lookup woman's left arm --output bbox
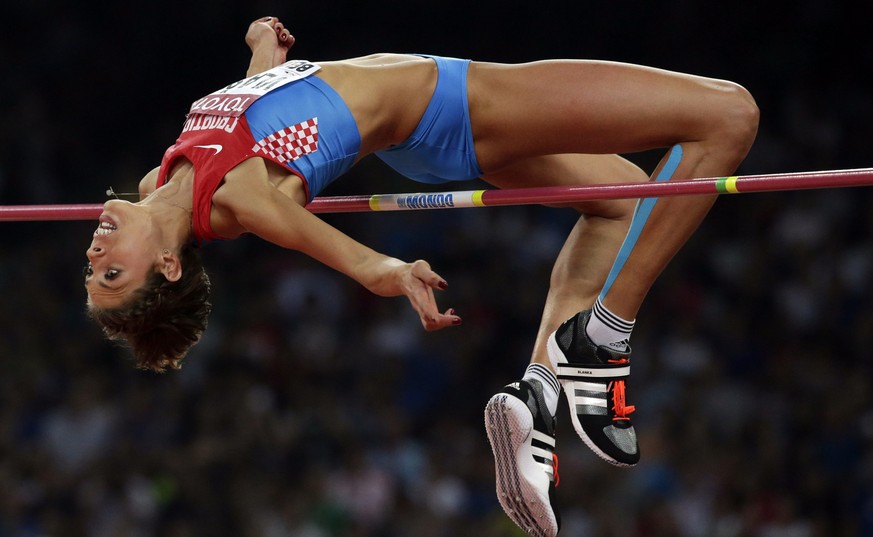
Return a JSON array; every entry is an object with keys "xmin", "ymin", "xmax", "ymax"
[
  {"xmin": 218, "ymin": 177, "xmax": 461, "ymax": 331},
  {"xmin": 245, "ymin": 16, "xmax": 295, "ymax": 76}
]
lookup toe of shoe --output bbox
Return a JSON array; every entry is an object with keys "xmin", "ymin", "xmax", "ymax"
[{"xmin": 580, "ymin": 417, "xmax": 640, "ymax": 466}]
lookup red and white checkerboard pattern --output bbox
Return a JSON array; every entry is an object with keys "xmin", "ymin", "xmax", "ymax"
[{"xmin": 251, "ymin": 118, "xmax": 319, "ymax": 163}]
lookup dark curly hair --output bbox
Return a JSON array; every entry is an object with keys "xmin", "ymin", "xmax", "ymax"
[{"xmin": 87, "ymin": 244, "xmax": 212, "ymax": 372}]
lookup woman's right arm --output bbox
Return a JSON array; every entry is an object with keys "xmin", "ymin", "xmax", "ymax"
[
  {"xmin": 217, "ymin": 175, "xmax": 462, "ymax": 331},
  {"xmin": 245, "ymin": 17, "xmax": 294, "ymax": 77}
]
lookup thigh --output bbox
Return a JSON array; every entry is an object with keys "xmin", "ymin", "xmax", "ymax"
[
  {"xmin": 467, "ymin": 60, "xmax": 741, "ymax": 171},
  {"xmin": 481, "ymin": 153, "xmax": 647, "ymax": 218}
]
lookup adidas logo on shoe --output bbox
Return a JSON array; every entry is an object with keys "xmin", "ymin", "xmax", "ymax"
[
  {"xmin": 485, "ymin": 379, "xmax": 561, "ymax": 537},
  {"xmin": 548, "ymin": 310, "xmax": 640, "ymax": 467}
]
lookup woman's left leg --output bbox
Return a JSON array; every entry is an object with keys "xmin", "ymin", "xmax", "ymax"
[
  {"xmin": 482, "ymin": 152, "xmax": 647, "ymax": 537},
  {"xmin": 480, "ymin": 153, "xmax": 648, "ymax": 369}
]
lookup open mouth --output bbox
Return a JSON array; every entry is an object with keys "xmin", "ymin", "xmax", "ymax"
[{"xmin": 94, "ymin": 216, "xmax": 118, "ymax": 237}]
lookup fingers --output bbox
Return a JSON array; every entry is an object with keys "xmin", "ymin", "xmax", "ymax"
[
  {"xmin": 408, "ymin": 260, "xmax": 461, "ymax": 331},
  {"xmin": 247, "ymin": 16, "xmax": 295, "ymax": 53},
  {"xmin": 250, "ymin": 16, "xmax": 276, "ymax": 31},
  {"xmin": 411, "ymin": 259, "xmax": 448, "ymax": 291},
  {"xmin": 251, "ymin": 16, "xmax": 286, "ymax": 33},
  {"xmin": 255, "ymin": 17, "xmax": 294, "ymax": 47},
  {"xmin": 443, "ymin": 308, "xmax": 464, "ymax": 327},
  {"xmin": 419, "ymin": 307, "xmax": 463, "ymax": 332},
  {"xmin": 276, "ymin": 25, "xmax": 294, "ymax": 47}
]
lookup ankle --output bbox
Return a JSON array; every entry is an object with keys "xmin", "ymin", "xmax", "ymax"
[
  {"xmin": 585, "ymin": 299, "xmax": 634, "ymax": 352},
  {"xmin": 523, "ymin": 364, "xmax": 560, "ymax": 416}
]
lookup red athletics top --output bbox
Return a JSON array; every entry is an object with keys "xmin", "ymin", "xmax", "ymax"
[{"xmin": 157, "ymin": 114, "xmax": 261, "ymax": 243}]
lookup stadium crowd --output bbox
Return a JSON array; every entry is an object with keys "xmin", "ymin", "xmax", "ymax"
[{"xmin": 1, "ymin": 1, "xmax": 871, "ymax": 535}]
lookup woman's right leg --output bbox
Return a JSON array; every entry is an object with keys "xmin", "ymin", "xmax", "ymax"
[
  {"xmin": 469, "ymin": 59, "xmax": 760, "ymax": 324},
  {"xmin": 475, "ymin": 59, "xmax": 758, "ymax": 537}
]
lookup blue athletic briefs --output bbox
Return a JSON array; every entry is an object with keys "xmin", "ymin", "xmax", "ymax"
[{"xmin": 376, "ymin": 55, "xmax": 483, "ymax": 183}]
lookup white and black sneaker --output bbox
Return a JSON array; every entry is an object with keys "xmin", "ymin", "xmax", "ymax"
[
  {"xmin": 547, "ymin": 309, "xmax": 640, "ymax": 467},
  {"xmin": 485, "ymin": 379, "xmax": 560, "ymax": 537}
]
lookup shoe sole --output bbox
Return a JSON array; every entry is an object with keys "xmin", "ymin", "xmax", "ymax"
[
  {"xmin": 485, "ymin": 393, "xmax": 558, "ymax": 537},
  {"xmin": 547, "ymin": 333, "xmax": 636, "ymax": 468}
]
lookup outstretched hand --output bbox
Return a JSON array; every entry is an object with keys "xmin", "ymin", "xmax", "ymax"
[
  {"xmin": 370, "ymin": 259, "xmax": 462, "ymax": 331},
  {"xmin": 245, "ymin": 16, "xmax": 294, "ymax": 67},
  {"xmin": 404, "ymin": 260, "xmax": 462, "ymax": 331}
]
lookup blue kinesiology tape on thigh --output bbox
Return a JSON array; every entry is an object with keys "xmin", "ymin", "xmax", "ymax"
[{"xmin": 599, "ymin": 144, "xmax": 684, "ymax": 299}]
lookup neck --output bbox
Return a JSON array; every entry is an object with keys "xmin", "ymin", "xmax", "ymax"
[
  {"xmin": 144, "ymin": 166, "xmax": 194, "ymax": 209},
  {"xmin": 141, "ymin": 170, "xmax": 194, "ymax": 246}
]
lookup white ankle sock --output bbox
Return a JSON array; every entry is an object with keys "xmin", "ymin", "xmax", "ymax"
[
  {"xmin": 585, "ymin": 298, "xmax": 634, "ymax": 352},
  {"xmin": 523, "ymin": 363, "xmax": 560, "ymax": 416}
]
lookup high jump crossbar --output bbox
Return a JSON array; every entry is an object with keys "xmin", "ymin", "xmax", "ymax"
[{"xmin": 1, "ymin": 167, "xmax": 872, "ymax": 222}]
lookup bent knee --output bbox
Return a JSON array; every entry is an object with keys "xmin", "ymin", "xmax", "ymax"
[
  {"xmin": 568, "ymin": 196, "xmax": 638, "ymax": 222},
  {"xmin": 711, "ymin": 81, "xmax": 760, "ymax": 151},
  {"xmin": 561, "ymin": 155, "xmax": 647, "ymax": 219}
]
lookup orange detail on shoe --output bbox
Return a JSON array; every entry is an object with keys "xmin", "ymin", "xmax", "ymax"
[
  {"xmin": 552, "ymin": 453, "xmax": 560, "ymax": 487},
  {"xmin": 606, "ymin": 358, "xmax": 635, "ymax": 421}
]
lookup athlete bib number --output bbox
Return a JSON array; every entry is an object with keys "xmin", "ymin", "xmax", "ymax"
[{"xmin": 189, "ymin": 60, "xmax": 321, "ymax": 117}]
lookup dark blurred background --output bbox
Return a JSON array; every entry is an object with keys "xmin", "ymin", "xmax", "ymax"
[{"xmin": 1, "ymin": 1, "xmax": 872, "ymax": 536}]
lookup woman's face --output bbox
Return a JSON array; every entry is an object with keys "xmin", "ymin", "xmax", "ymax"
[{"xmin": 84, "ymin": 200, "xmax": 161, "ymax": 309}]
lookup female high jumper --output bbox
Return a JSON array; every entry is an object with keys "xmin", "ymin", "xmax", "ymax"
[{"xmin": 83, "ymin": 16, "xmax": 758, "ymax": 537}]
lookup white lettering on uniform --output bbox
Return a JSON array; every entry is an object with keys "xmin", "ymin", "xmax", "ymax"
[
  {"xmin": 182, "ymin": 60, "xmax": 321, "ymax": 135},
  {"xmin": 188, "ymin": 60, "xmax": 322, "ymax": 118},
  {"xmin": 182, "ymin": 114, "xmax": 240, "ymax": 134}
]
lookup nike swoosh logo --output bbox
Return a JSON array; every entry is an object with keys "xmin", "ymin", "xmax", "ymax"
[{"xmin": 193, "ymin": 144, "xmax": 223, "ymax": 155}]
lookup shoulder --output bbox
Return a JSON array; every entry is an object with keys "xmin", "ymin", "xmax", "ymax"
[
  {"xmin": 210, "ymin": 158, "xmax": 296, "ymax": 239},
  {"xmin": 208, "ymin": 160, "xmax": 263, "ymax": 239},
  {"xmin": 138, "ymin": 166, "xmax": 161, "ymax": 199}
]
